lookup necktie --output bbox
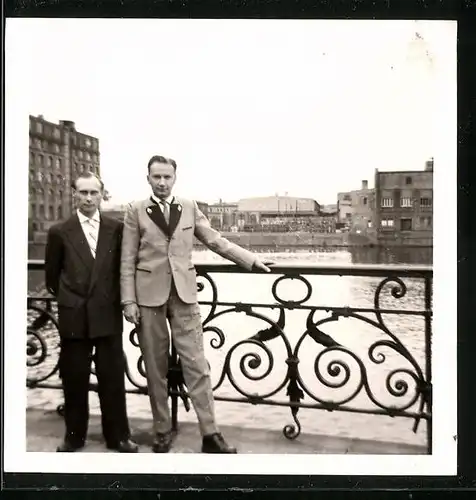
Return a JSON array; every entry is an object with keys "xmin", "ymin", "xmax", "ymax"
[
  {"xmin": 86, "ymin": 219, "xmax": 97, "ymax": 258},
  {"xmin": 161, "ymin": 201, "xmax": 170, "ymax": 225}
]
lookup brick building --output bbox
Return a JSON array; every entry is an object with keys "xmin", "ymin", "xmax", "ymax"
[
  {"xmin": 29, "ymin": 114, "xmax": 100, "ymax": 240},
  {"xmin": 374, "ymin": 159, "xmax": 433, "ymax": 245},
  {"xmin": 337, "ymin": 180, "xmax": 375, "ymax": 233},
  {"xmin": 208, "ymin": 200, "xmax": 239, "ymax": 231}
]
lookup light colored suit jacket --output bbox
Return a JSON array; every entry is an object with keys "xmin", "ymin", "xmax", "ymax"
[{"xmin": 120, "ymin": 196, "xmax": 257, "ymax": 307}]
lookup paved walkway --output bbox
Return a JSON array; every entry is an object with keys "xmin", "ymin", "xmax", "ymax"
[{"xmin": 27, "ymin": 408, "xmax": 426, "ymax": 455}]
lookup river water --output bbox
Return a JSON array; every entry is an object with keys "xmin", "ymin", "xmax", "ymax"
[{"xmin": 27, "ymin": 246, "xmax": 431, "ymax": 448}]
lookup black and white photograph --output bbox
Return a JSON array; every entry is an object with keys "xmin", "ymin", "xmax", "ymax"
[{"xmin": 5, "ymin": 18, "xmax": 456, "ymax": 476}]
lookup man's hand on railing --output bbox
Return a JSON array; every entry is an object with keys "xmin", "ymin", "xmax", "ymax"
[
  {"xmin": 252, "ymin": 259, "xmax": 274, "ymax": 273},
  {"xmin": 123, "ymin": 303, "xmax": 141, "ymax": 325}
]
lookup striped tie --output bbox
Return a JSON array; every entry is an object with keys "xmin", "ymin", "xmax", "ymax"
[
  {"xmin": 161, "ymin": 201, "xmax": 170, "ymax": 225},
  {"xmin": 86, "ymin": 219, "xmax": 97, "ymax": 258}
]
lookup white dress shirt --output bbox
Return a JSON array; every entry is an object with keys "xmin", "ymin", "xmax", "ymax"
[
  {"xmin": 152, "ymin": 194, "xmax": 174, "ymax": 212},
  {"xmin": 77, "ymin": 209, "xmax": 100, "ymax": 257},
  {"xmin": 152, "ymin": 195, "xmax": 174, "ymax": 224}
]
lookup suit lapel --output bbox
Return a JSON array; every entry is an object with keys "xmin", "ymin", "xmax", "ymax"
[
  {"xmin": 146, "ymin": 197, "xmax": 169, "ymax": 237},
  {"xmin": 169, "ymin": 200, "xmax": 182, "ymax": 237},
  {"xmin": 64, "ymin": 215, "xmax": 95, "ymax": 270},
  {"xmin": 88, "ymin": 216, "xmax": 115, "ymax": 293}
]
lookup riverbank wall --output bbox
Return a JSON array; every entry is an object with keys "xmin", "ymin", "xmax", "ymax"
[{"xmin": 28, "ymin": 230, "xmax": 432, "ymax": 259}]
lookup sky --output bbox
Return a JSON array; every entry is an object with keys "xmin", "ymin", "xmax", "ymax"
[{"xmin": 6, "ymin": 18, "xmax": 456, "ymax": 205}]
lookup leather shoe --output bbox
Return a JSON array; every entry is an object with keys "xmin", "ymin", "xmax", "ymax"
[
  {"xmin": 202, "ymin": 433, "xmax": 237, "ymax": 454},
  {"xmin": 152, "ymin": 431, "xmax": 173, "ymax": 453},
  {"xmin": 107, "ymin": 439, "xmax": 139, "ymax": 453},
  {"xmin": 56, "ymin": 440, "xmax": 84, "ymax": 452}
]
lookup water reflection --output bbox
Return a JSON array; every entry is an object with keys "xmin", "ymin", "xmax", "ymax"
[
  {"xmin": 193, "ymin": 245, "xmax": 433, "ymax": 266},
  {"xmin": 349, "ymin": 246, "xmax": 432, "ymax": 266}
]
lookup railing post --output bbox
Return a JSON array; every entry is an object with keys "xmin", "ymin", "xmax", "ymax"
[
  {"xmin": 170, "ymin": 342, "xmax": 179, "ymax": 432},
  {"xmin": 425, "ymin": 274, "xmax": 433, "ymax": 454}
]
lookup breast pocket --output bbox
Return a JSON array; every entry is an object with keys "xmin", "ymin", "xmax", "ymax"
[{"xmin": 136, "ymin": 264, "xmax": 152, "ymax": 273}]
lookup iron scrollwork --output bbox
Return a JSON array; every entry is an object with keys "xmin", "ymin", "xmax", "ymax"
[{"xmin": 26, "ymin": 261, "xmax": 432, "ymax": 452}]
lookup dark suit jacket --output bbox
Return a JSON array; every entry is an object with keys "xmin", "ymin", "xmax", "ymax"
[{"xmin": 45, "ymin": 213, "xmax": 124, "ymax": 339}]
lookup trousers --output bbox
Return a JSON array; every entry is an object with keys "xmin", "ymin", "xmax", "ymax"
[
  {"xmin": 137, "ymin": 285, "xmax": 218, "ymax": 436},
  {"xmin": 59, "ymin": 334, "xmax": 130, "ymax": 447}
]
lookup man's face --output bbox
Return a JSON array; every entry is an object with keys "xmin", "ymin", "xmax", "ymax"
[
  {"xmin": 147, "ymin": 162, "xmax": 176, "ymax": 200},
  {"xmin": 73, "ymin": 176, "xmax": 103, "ymax": 217}
]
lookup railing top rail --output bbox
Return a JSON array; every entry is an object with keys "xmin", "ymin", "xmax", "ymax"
[{"xmin": 28, "ymin": 259, "xmax": 432, "ymax": 277}]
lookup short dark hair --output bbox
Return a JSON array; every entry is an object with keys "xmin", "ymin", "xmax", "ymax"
[
  {"xmin": 147, "ymin": 155, "xmax": 177, "ymax": 173},
  {"xmin": 71, "ymin": 171, "xmax": 104, "ymax": 191}
]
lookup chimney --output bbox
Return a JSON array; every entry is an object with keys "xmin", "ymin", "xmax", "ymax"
[
  {"xmin": 362, "ymin": 180, "xmax": 368, "ymax": 190},
  {"xmin": 38, "ymin": 114, "xmax": 44, "ymax": 120},
  {"xmin": 60, "ymin": 120, "xmax": 76, "ymax": 130},
  {"xmin": 425, "ymin": 158, "xmax": 434, "ymax": 172}
]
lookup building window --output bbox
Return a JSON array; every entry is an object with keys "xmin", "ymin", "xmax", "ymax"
[
  {"xmin": 343, "ymin": 194, "xmax": 351, "ymax": 201},
  {"xmin": 401, "ymin": 218, "xmax": 413, "ymax": 231},
  {"xmin": 420, "ymin": 197, "xmax": 432, "ymax": 207},
  {"xmin": 381, "ymin": 218, "xmax": 394, "ymax": 228},
  {"xmin": 35, "ymin": 138, "xmax": 41, "ymax": 148},
  {"xmin": 420, "ymin": 216, "xmax": 432, "ymax": 228},
  {"xmin": 37, "ymin": 155, "xmax": 43, "ymax": 166},
  {"xmin": 405, "ymin": 176, "xmax": 412, "ymax": 185},
  {"xmin": 400, "ymin": 197, "xmax": 413, "ymax": 207},
  {"xmin": 78, "ymin": 150, "xmax": 83, "ymax": 159},
  {"xmin": 47, "ymin": 156, "xmax": 53, "ymax": 167},
  {"xmin": 85, "ymin": 152, "xmax": 91, "ymax": 161},
  {"xmin": 30, "ymin": 152, "xmax": 35, "ymax": 164},
  {"xmin": 381, "ymin": 197, "xmax": 393, "ymax": 208},
  {"xmin": 54, "ymin": 144, "xmax": 60, "ymax": 153},
  {"xmin": 53, "ymin": 128, "xmax": 61, "ymax": 139},
  {"xmin": 363, "ymin": 197, "xmax": 367, "ymax": 205},
  {"xmin": 36, "ymin": 122, "xmax": 43, "ymax": 133}
]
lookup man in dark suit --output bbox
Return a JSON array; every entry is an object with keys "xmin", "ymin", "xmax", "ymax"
[{"xmin": 45, "ymin": 172, "xmax": 138, "ymax": 453}]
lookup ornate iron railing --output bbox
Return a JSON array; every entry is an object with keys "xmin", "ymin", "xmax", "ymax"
[{"xmin": 27, "ymin": 259, "xmax": 433, "ymax": 453}]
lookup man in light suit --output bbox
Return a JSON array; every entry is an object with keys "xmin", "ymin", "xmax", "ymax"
[
  {"xmin": 45, "ymin": 172, "xmax": 138, "ymax": 453},
  {"xmin": 121, "ymin": 155, "xmax": 271, "ymax": 453}
]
